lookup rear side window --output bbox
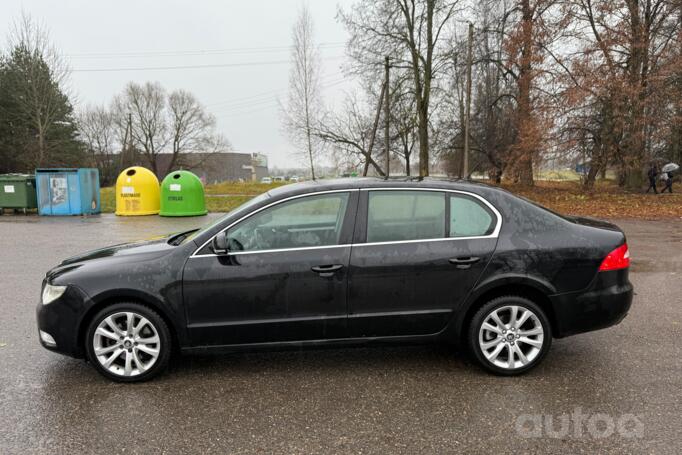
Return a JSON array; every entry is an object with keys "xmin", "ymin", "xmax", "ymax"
[
  {"xmin": 367, "ymin": 191, "xmax": 445, "ymax": 242},
  {"xmin": 449, "ymin": 194, "xmax": 495, "ymax": 237}
]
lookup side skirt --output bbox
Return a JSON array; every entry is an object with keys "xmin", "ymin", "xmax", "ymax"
[{"xmin": 181, "ymin": 333, "xmax": 445, "ymax": 355}]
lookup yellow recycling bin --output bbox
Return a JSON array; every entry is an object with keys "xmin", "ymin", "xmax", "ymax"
[{"xmin": 115, "ymin": 167, "xmax": 160, "ymax": 216}]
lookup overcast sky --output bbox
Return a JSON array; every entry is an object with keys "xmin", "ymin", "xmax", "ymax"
[{"xmin": 1, "ymin": 0, "xmax": 357, "ymax": 169}]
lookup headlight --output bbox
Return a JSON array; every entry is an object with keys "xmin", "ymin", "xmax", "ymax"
[{"xmin": 42, "ymin": 284, "xmax": 67, "ymax": 305}]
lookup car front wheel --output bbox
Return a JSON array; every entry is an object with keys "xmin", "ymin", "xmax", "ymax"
[
  {"xmin": 85, "ymin": 303, "xmax": 171, "ymax": 382},
  {"xmin": 468, "ymin": 296, "xmax": 552, "ymax": 375}
]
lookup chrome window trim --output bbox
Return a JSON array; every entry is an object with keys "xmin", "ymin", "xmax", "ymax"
[
  {"xmin": 193, "ymin": 244, "xmax": 352, "ymax": 258},
  {"xmin": 190, "ymin": 186, "xmax": 502, "ymax": 259},
  {"xmin": 357, "ymin": 235, "xmax": 495, "ymax": 248},
  {"xmin": 190, "ymin": 189, "xmax": 358, "ymax": 258}
]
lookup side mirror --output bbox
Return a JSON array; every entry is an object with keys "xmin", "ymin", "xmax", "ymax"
[{"xmin": 211, "ymin": 231, "xmax": 229, "ymax": 255}]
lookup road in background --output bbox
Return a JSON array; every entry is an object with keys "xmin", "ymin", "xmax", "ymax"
[{"xmin": 0, "ymin": 215, "xmax": 680, "ymax": 453}]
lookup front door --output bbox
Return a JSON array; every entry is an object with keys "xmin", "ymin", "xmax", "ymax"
[
  {"xmin": 184, "ymin": 191, "xmax": 358, "ymax": 346},
  {"xmin": 347, "ymin": 189, "xmax": 499, "ymax": 337}
]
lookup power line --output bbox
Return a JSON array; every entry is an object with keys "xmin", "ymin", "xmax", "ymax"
[
  {"xmin": 73, "ymin": 60, "xmax": 284, "ymax": 72},
  {"xmin": 205, "ymin": 88, "xmax": 287, "ymax": 108},
  {"xmin": 212, "ymin": 97, "xmax": 284, "ymax": 114},
  {"xmin": 213, "ymin": 79, "xmax": 347, "ymax": 118},
  {"xmin": 213, "ymin": 78, "xmax": 346, "ymax": 114},
  {"xmin": 205, "ymin": 74, "xmax": 344, "ymax": 108},
  {"xmin": 67, "ymin": 42, "xmax": 345, "ymax": 59},
  {"xmin": 71, "ymin": 55, "xmax": 345, "ymax": 73}
]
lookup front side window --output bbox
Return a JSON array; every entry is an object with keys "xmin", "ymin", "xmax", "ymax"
[
  {"xmin": 226, "ymin": 193, "xmax": 349, "ymax": 252},
  {"xmin": 367, "ymin": 191, "xmax": 445, "ymax": 243},
  {"xmin": 449, "ymin": 194, "xmax": 495, "ymax": 237}
]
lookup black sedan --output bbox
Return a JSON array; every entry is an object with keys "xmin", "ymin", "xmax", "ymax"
[{"xmin": 37, "ymin": 178, "xmax": 633, "ymax": 381}]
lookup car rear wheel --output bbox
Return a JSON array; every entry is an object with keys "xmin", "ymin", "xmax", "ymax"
[
  {"xmin": 85, "ymin": 303, "xmax": 171, "ymax": 382},
  {"xmin": 468, "ymin": 296, "xmax": 552, "ymax": 375}
]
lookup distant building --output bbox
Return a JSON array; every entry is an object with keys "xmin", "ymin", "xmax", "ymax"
[{"xmin": 154, "ymin": 151, "xmax": 269, "ymax": 183}]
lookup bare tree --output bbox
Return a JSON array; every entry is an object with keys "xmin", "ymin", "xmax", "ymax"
[
  {"xmin": 112, "ymin": 82, "xmax": 228, "ymax": 176},
  {"xmin": 167, "ymin": 89, "xmax": 221, "ymax": 172},
  {"xmin": 390, "ymin": 76, "xmax": 419, "ymax": 175},
  {"xmin": 314, "ymin": 91, "xmax": 387, "ymax": 176},
  {"xmin": 77, "ymin": 105, "xmax": 118, "ymax": 185},
  {"xmin": 340, "ymin": 0, "xmax": 461, "ymax": 177},
  {"xmin": 112, "ymin": 82, "xmax": 168, "ymax": 175},
  {"xmin": 282, "ymin": 4, "xmax": 322, "ymax": 179},
  {"xmin": 470, "ymin": 0, "xmax": 518, "ymax": 182}
]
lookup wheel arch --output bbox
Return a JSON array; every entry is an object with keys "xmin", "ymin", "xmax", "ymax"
[
  {"xmin": 453, "ymin": 275, "xmax": 558, "ymax": 347},
  {"xmin": 78, "ymin": 290, "xmax": 182, "ymax": 357}
]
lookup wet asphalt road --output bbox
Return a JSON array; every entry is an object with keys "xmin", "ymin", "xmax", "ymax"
[{"xmin": 0, "ymin": 214, "xmax": 680, "ymax": 454}]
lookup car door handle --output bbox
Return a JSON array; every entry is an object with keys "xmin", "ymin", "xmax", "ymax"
[
  {"xmin": 449, "ymin": 256, "xmax": 481, "ymax": 269},
  {"xmin": 311, "ymin": 264, "xmax": 344, "ymax": 277}
]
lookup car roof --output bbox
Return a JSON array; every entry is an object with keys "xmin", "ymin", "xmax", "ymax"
[{"xmin": 267, "ymin": 177, "xmax": 497, "ymax": 198}]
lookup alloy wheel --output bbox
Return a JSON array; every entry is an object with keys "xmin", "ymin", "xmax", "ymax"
[
  {"xmin": 478, "ymin": 305, "xmax": 544, "ymax": 370},
  {"xmin": 92, "ymin": 311, "xmax": 161, "ymax": 377}
]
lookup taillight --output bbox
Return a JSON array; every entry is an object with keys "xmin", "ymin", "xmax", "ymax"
[{"xmin": 598, "ymin": 243, "xmax": 630, "ymax": 272}]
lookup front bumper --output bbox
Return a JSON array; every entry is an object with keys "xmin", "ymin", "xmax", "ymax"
[
  {"xmin": 550, "ymin": 269, "xmax": 633, "ymax": 338},
  {"xmin": 36, "ymin": 284, "xmax": 91, "ymax": 358}
]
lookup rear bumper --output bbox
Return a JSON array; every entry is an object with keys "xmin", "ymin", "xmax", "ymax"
[{"xmin": 550, "ymin": 269, "xmax": 633, "ymax": 338}]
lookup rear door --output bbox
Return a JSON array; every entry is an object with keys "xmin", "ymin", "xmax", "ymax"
[{"xmin": 347, "ymin": 189, "xmax": 500, "ymax": 337}]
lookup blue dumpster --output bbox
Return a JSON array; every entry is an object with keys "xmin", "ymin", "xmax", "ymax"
[{"xmin": 35, "ymin": 168, "xmax": 101, "ymax": 216}]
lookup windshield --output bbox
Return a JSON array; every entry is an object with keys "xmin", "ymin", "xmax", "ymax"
[{"xmin": 179, "ymin": 192, "xmax": 271, "ymax": 244}]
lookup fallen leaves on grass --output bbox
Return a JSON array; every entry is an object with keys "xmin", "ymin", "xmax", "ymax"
[
  {"xmin": 501, "ymin": 180, "xmax": 682, "ymax": 220},
  {"xmin": 205, "ymin": 195, "xmax": 254, "ymax": 213}
]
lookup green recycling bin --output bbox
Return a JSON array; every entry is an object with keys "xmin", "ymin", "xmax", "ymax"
[
  {"xmin": 159, "ymin": 170, "xmax": 207, "ymax": 217},
  {"xmin": 0, "ymin": 174, "xmax": 37, "ymax": 214}
]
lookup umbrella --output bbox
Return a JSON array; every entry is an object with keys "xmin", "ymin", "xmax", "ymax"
[{"xmin": 662, "ymin": 163, "xmax": 679, "ymax": 173}]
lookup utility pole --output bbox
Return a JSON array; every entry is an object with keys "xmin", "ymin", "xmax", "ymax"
[
  {"xmin": 463, "ymin": 21, "xmax": 473, "ymax": 179},
  {"xmin": 362, "ymin": 82, "xmax": 386, "ymax": 177},
  {"xmin": 120, "ymin": 113, "xmax": 132, "ymax": 169},
  {"xmin": 384, "ymin": 56, "xmax": 390, "ymax": 179},
  {"xmin": 126, "ymin": 113, "xmax": 133, "ymax": 167}
]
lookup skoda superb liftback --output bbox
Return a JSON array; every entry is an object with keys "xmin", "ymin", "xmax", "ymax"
[{"xmin": 37, "ymin": 179, "xmax": 633, "ymax": 382}]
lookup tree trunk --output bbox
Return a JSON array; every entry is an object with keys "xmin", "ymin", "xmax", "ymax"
[
  {"xmin": 305, "ymin": 104, "xmax": 316, "ymax": 180},
  {"xmin": 584, "ymin": 165, "xmax": 599, "ymax": 189},
  {"xmin": 617, "ymin": 163, "xmax": 627, "ymax": 187},
  {"xmin": 417, "ymin": 107, "xmax": 429, "ymax": 177},
  {"xmin": 623, "ymin": 0, "xmax": 647, "ymax": 190},
  {"xmin": 515, "ymin": 0, "xmax": 535, "ymax": 186},
  {"xmin": 306, "ymin": 123, "xmax": 315, "ymax": 180},
  {"xmin": 517, "ymin": 156, "xmax": 534, "ymax": 184}
]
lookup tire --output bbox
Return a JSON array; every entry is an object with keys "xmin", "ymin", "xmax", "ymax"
[
  {"xmin": 467, "ymin": 295, "xmax": 552, "ymax": 376},
  {"xmin": 84, "ymin": 302, "xmax": 171, "ymax": 382}
]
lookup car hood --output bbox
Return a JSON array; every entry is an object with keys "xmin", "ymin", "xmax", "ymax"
[
  {"xmin": 44, "ymin": 236, "xmax": 176, "ymax": 283},
  {"xmin": 58, "ymin": 236, "xmax": 173, "ymax": 267}
]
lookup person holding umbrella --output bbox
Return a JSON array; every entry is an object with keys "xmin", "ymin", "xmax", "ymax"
[
  {"xmin": 660, "ymin": 163, "xmax": 679, "ymax": 194},
  {"xmin": 646, "ymin": 162, "xmax": 659, "ymax": 193}
]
